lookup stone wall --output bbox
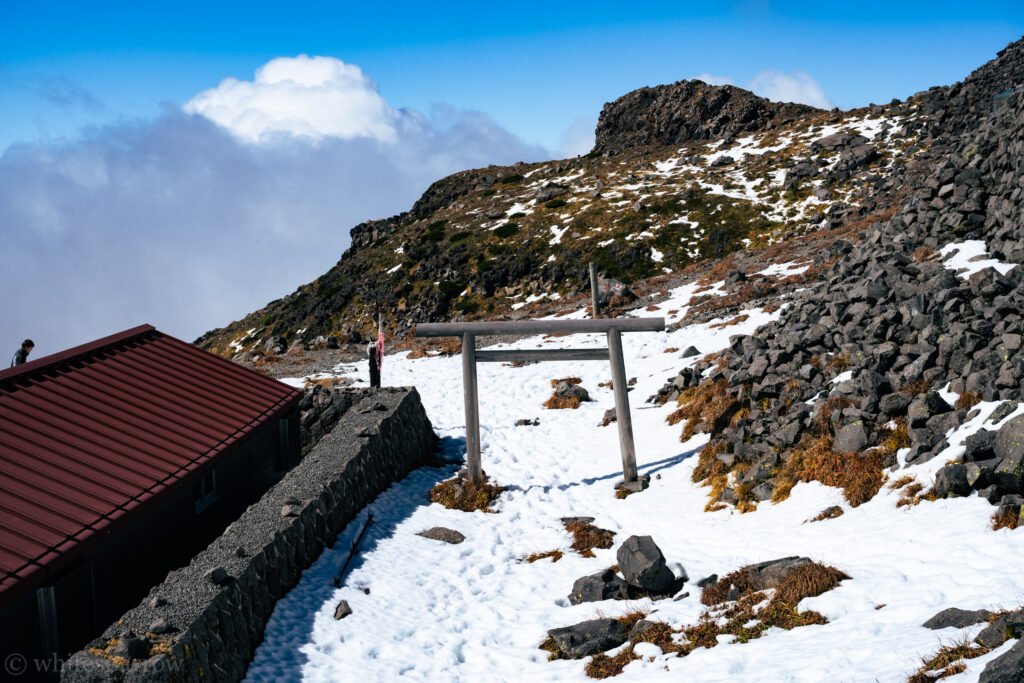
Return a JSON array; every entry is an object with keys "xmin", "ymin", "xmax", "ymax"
[{"xmin": 62, "ymin": 387, "xmax": 437, "ymax": 683}]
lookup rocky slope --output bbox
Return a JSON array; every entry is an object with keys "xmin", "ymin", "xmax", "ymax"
[
  {"xmin": 653, "ymin": 37, "xmax": 1024, "ymax": 519},
  {"xmin": 198, "ymin": 78, "xmax": 931, "ymax": 358}
]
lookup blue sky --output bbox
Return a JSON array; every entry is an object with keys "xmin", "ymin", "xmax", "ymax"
[
  {"xmin": 3, "ymin": 1, "xmax": 1023, "ymax": 153},
  {"xmin": 1, "ymin": 1, "xmax": 1023, "ymax": 354}
]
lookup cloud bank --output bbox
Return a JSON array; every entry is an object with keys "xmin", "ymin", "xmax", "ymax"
[
  {"xmin": 691, "ymin": 69, "xmax": 833, "ymax": 109},
  {"xmin": 1, "ymin": 56, "xmax": 549, "ymax": 355},
  {"xmin": 747, "ymin": 69, "xmax": 834, "ymax": 109}
]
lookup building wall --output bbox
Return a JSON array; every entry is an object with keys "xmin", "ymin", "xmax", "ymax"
[
  {"xmin": 61, "ymin": 387, "xmax": 436, "ymax": 683},
  {"xmin": 0, "ymin": 403, "xmax": 300, "ymax": 682}
]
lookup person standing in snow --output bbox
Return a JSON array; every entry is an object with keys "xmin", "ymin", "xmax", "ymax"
[
  {"xmin": 10, "ymin": 339, "xmax": 34, "ymax": 367},
  {"xmin": 367, "ymin": 316, "xmax": 383, "ymax": 388}
]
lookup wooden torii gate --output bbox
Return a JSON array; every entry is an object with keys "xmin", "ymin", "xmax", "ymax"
[{"xmin": 415, "ymin": 317, "xmax": 665, "ymax": 490}]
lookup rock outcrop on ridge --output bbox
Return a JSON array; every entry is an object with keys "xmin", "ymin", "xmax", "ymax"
[{"xmin": 593, "ymin": 79, "xmax": 820, "ymax": 154}]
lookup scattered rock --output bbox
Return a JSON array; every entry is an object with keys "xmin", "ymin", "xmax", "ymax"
[
  {"xmin": 568, "ymin": 569, "xmax": 630, "ymax": 605},
  {"xmin": 110, "ymin": 636, "xmax": 150, "ymax": 662},
  {"xmin": 416, "ymin": 527, "xmax": 466, "ymax": 544},
  {"xmin": 147, "ymin": 618, "xmax": 171, "ymax": 634},
  {"xmin": 203, "ymin": 567, "xmax": 229, "ymax": 585},
  {"xmin": 546, "ymin": 618, "xmax": 628, "ymax": 658},
  {"xmin": 599, "ymin": 408, "xmax": 617, "ymax": 427},
  {"xmin": 334, "ymin": 600, "xmax": 352, "ymax": 620},
  {"xmin": 923, "ymin": 607, "xmax": 993, "ymax": 629},
  {"xmin": 515, "ymin": 418, "xmax": 540, "ymax": 426}
]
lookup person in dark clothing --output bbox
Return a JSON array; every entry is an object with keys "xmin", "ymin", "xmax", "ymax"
[
  {"xmin": 10, "ymin": 339, "xmax": 34, "ymax": 367},
  {"xmin": 367, "ymin": 340, "xmax": 381, "ymax": 388}
]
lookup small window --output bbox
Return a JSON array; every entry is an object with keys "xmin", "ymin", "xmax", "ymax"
[{"xmin": 194, "ymin": 470, "xmax": 218, "ymax": 514}]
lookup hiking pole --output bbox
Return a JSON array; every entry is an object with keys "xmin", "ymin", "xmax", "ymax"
[{"xmin": 333, "ymin": 513, "xmax": 374, "ymax": 587}]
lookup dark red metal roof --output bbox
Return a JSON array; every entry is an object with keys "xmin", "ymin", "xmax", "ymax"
[{"xmin": 0, "ymin": 325, "xmax": 301, "ymax": 603}]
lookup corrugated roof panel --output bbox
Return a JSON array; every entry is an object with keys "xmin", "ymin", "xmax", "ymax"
[{"xmin": 0, "ymin": 325, "xmax": 300, "ymax": 602}]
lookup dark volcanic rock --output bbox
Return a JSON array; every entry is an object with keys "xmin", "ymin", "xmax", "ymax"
[
  {"xmin": 547, "ymin": 618, "xmax": 629, "ymax": 658},
  {"xmin": 593, "ymin": 80, "xmax": 819, "ymax": 154},
  {"xmin": 980, "ymin": 637, "xmax": 1024, "ymax": 683},
  {"xmin": 616, "ymin": 535, "xmax": 676, "ymax": 593},
  {"xmin": 568, "ymin": 569, "xmax": 630, "ymax": 605},
  {"xmin": 416, "ymin": 527, "xmax": 466, "ymax": 544},
  {"xmin": 923, "ymin": 607, "xmax": 993, "ymax": 629}
]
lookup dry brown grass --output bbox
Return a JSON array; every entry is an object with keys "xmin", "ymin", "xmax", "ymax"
[
  {"xmin": 550, "ymin": 377, "xmax": 583, "ymax": 387},
  {"xmin": 772, "ymin": 434, "xmax": 886, "ymax": 507},
  {"xmin": 406, "ymin": 338, "xmax": 463, "ymax": 359},
  {"xmin": 544, "ymin": 395, "xmax": 581, "ymax": 409},
  {"xmin": 685, "ymin": 281, "xmax": 779, "ymax": 321},
  {"xmin": 911, "ymin": 246, "xmax": 936, "ymax": 262},
  {"xmin": 701, "ymin": 569, "xmax": 756, "ymax": 606},
  {"xmin": 888, "ymin": 475, "xmax": 916, "ymax": 490},
  {"xmin": 773, "ymin": 563, "xmax": 850, "ymax": 607},
  {"xmin": 826, "ymin": 352, "xmax": 850, "ymax": 372},
  {"xmin": 907, "ymin": 636, "xmax": 991, "ymax": 683},
  {"xmin": 666, "ymin": 379, "xmax": 741, "ymax": 440},
  {"xmin": 564, "ymin": 520, "xmax": 615, "ymax": 557},
  {"xmin": 523, "ymin": 550, "xmax": 564, "ymax": 563},
  {"xmin": 663, "ymin": 347, "xmax": 680, "ymax": 353},
  {"xmin": 992, "ymin": 508, "xmax": 1021, "ymax": 531},
  {"xmin": 709, "ymin": 314, "xmax": 750, "ymax": 329},
  {"xmin": 896, "ymin": 483, "xmax": 927, "ymax": 508},
  {"xmin": 428, "ymin": 476, "xmax": 506, "ymax": 512},
  {"xmin": 807, "ymin": 506, "xmax": 845, "ymax": 522},
  {"xmin": 901, "ymin": 377, "xmax": 931, "ymax": 396},
  {"xmin": 303, "ymin": 376, "xmax": 348, "ymax": 390},
  {"xmin": 955, "ymin": 391, "xmax": 982, "ymax": 411},
  {"xmin": 879, "ymin": 418, "xmax": 912, "ymax": 456},
  {"xmin": 585, "ymin": 649, "xmax": 639, "ymax": 678}
]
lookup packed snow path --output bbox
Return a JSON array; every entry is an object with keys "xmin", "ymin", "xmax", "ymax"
[{"xmin": 249, "ymin": 281, "xmax": 1021, "ymax": 682}]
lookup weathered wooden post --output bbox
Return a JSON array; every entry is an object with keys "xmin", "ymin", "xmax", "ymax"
[
  {"xmin": 606, "ymin": 327, "xmax": 639, "ymax": 484},
  {"xmin": 461, "ymin": 332, "xmax": 483, "ymax": 483},
  {"xmin": 589, "ymin": 262, "xmax": 600, "ymax": 318}
]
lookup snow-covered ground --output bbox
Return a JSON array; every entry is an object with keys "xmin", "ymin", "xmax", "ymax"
[{"xmin": 254, "ymin": 281, "xmax": 1021, "ymax": 682}]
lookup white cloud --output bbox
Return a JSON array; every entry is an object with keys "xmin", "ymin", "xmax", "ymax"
[
  {"xmin": 1, "ymin": 57, "xmax": 551, "ymax": 352},
  {"xmin": 557, "ymin": 116, "xmax": 595, "ymax": 157},
  {"xmin": 746, "ymin": 69, "xmax": 834, "ymax": 109},
  {"xmin": 692, "ymin": 73, "xmax": 734, "ymax": 86},
  {"xmin": 184, "ymin": 55, "xmax": 404, "ymax": 144}
]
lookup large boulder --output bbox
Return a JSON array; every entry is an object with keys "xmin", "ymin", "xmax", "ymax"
[
  {"xmin": 547, "ymin": 618, "xmax": 628, "ymax": 658},
  {"xmin": 568, "ymin": 569, "xmax": 630, "ymax": 605},
  {"xmin": 616, "ymin": 535, "xmax": 676, "ymax": 594},
  {"xmin": 555, "ymin": 381, "xmax": 590, "ymax": 403}
]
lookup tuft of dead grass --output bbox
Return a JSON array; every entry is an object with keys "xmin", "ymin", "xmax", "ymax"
[
  {"xmin": 955, "ymin": 391, "xmax": 982, "ymax": 411},
  {"xmin": 544, "ymin": 395, "xmax": 581, "ymax": 410},
  {"xmin": 709, "ymin": 314, "xmax": 750, "ymax": 330},
  {"xmin": 807, "ymin": 506, "xmax": 844, "ymax": 522},
  {"xmin": 585, "ymin": 649, "xmax": 640, "ymax": 678},
  {"xmin": 666, "ymin": 379, "xmax": 742, "ymax": 440},
  {"xmin": 901, "ymin": 377, "xmax": 931, "ymax": 396},
  {"xmin": 550, "ymin": 377, "xmax": 583, "ymax": 388},
  {"xmin": 907, "ymin": 636, "xmax": 991, "ymax": 683},
  {"xmin": 564, "ymin": 520, "xmax": 615, "ymax": 557},
  {"xmin": 523, "ymin": 550, "xmax": 564, "ymax": 563},
  {"xmin": 428, "ymin": 476, "xmax": 505, "ymax": 512},
  {"xmin": 773, "ymin": 563, "xmax": 850, "ymax": 607},
  {"xmin": 992, "ymin": 508, "xmax": 1021, "ymax": 531}
]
